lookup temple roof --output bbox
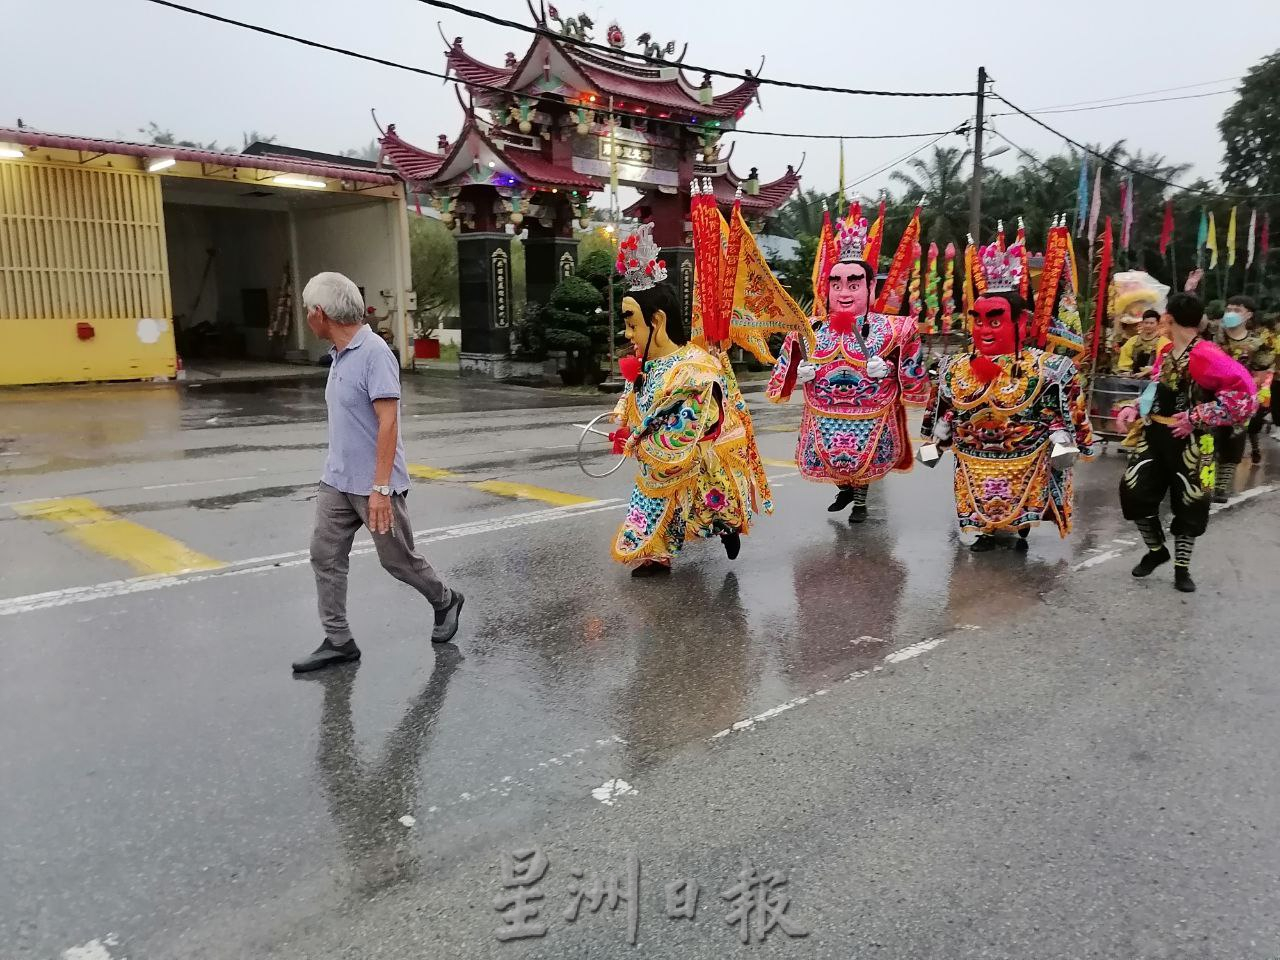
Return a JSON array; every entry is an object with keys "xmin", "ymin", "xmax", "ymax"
[
  {"xmin": 445, "ymin": 35, "xmax": 759, "ymax": 122},
  {"xmin": 709, "ymin": 163, "xmax": 802, "ymax": 212},
  {"xmin": 380, "ymin": 122, "xmax": 603, "ymax": 192},
  {"xmin": 623, "ymin": 162, "xmax": 802, "ymax": 216}
]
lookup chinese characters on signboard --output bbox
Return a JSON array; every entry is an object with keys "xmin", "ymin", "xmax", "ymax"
[
  {"xmin": 559, "ymin": 251, "xmax": 576, "ymax": 280},
  {"xmin": 494, "ymin": 847, "xmax": 808, "ymax": 946},
  {"xmin": 491, "ymin": 248, "xmax": 511, "ymax": 328},
  {"xmin": 680, "ymin": 259, "xmax": 695, "ymax": 322}
]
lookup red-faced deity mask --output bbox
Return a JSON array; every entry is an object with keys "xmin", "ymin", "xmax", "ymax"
[{"xmin": 970, "ymin": 295, "xmax": 1028, "ymax": 357}]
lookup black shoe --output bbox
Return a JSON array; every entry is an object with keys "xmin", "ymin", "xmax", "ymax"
[
  {"xmin": 848, "ymin": 505, "xmax": 869, "ymax": 524},
  {"xmin": 431, "ymin": 590, "xmax": 465, "ymax": 644},
  {"xmin": 631, "ymin": 561, "xmax": 671, "ymax": 578},
  {"xmin": 1174, "ymin": 568, "xmax": 1197, "ymax": 593},
  {"xmin": 292, "ymin": 639, "xmax": 361, "ymax": 673},
  {"xmin": 1014, "ymin": 537, "xmax": 1029, "ymax": 553},
  {"xmin": 828, "ymin": 488, "xmax": 858, "ymax": 513},
  {"xmin": 969, "ymin": 534, "xmax": 998, "ymax": 553},
  {"xmin": 1131, "ymin": 547, "xmax": 1171, "ymax": 578},
  {"xmin": 1251, "ymin": 449, "xmax": 1262, "ymax": 464},
  {"xmin": 1212, "ymin": 491, "xmax": 1229, "ymax": 504},
  {"xmin": 721, "ymin": 531, "xmax": 742, "ymax": 560}
]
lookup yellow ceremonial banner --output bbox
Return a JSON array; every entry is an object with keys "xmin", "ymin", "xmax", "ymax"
[
  {"xmin": 692, "ymin": 207, "xmax": 813, "ymax": 363},
  {"xmin": 1206, "ymin": 210, "xmax": 1219, "ymax": 268},
  {"xmin": 1227, "ymin": 206, "xmax": 1238, "ymax": 266},
  {"xmin": 730, "ymin": 205, "xmax": 814, "ymax": 363},
  {"xmin": 811, "ymin": 212, "xmax": 833, "ymax": 319}
]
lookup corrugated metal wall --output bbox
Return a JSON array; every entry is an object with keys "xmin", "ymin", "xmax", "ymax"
[{"xmin": 0, "ymin": 161, "xmax": 170, "ymax": 321}]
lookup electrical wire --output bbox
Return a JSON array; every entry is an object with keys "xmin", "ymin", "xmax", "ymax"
[
  {"xmin": 1019, "ymin": 76, "xmax": 1240, "ymax": 112},
  {"xmin": 989, "ymin": 88, "xmax": 1235, "ymax": 118},
  {"xmin": 413, "ymin": 0, "xmax": 975, "ymax": 98},
  {"xmin": 137, "ymin": 0, "xmax": 969, "ymax": 145},
  {"xmin": 991, "ymin": 90, "xmax": 1280, "ymax": 202}
]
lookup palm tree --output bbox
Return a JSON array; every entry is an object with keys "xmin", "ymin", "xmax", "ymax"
[{"xmin": 888, "ymin": 146, "xmax": 972, "ymax": 242}]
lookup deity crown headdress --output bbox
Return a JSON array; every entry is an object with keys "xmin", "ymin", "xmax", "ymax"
[
  {"xmin": 979, "ymin": 241, "xmax": 1026, "ymax": 294},
  {"xmin": 836, "ymin": 216, "xmax": 870, "ymax": 264},
  {"xmin": 616, "ymin": 222, "xmax": 668, "ymax": 291}
]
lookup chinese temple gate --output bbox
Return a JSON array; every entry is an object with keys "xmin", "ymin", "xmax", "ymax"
[{"xmin": 379, "ymin": 5, "xmax": 801, "ymax": 377}]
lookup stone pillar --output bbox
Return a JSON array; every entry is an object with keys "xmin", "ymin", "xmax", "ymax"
[
  {"xmin": 456, "ymin": 232, "xmax": 514, "ymax": 376},
  {"xmin": 662, "ymin": 246, "xmax": 696, "ymax": 328},
  {"xmin": 525, "ymin": 234, "xmax": 579, "ymax": 310}
]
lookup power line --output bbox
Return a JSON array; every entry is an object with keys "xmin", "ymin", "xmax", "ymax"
[
  {"xmin": 990, "ymin": 88, "xmax": 1235, "ymax": 119},
  {"xmin": 1023, "ymin": 76, "xmax": 1240, "ymax": 112},
  {"xmin": 991, "ymin": 90, "xmax": 1280, "ymax": 202},
  {"xmin": 413, "ymin": 0, "xmax": 975, "ymax": 99},
  {"xmin": 137, "ymin": 0, "xmax": 968, "ymax": 146},
  {"xmin": 778, "ymin": 123, "xmax": 972, "ymax": 217}
]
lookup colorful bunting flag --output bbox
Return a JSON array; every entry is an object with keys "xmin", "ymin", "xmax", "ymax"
[
  {"xmin": 1158, "ymin": 201, "xmax": 1174, "ymax": 256},
  {"xmin": 1206, "ymin": 210, "xmax": 1219, "ymax": 269}
]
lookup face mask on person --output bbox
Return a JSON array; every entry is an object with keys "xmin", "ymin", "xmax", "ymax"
[{"xmin": 1221, "ymin": 310, "xmax": 1245, "ymax": 330}]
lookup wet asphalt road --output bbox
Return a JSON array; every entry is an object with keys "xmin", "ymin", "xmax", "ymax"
[{"xmin": 2, "ymin": 374, "xmax": 1279, "ymax": 960}]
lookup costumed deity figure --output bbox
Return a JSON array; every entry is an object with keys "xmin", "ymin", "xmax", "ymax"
[
  {"xmin": 609, "ymin": 224, "xmax": 771, "ymax": 577},
  {"xmin": 1116, "ymin": 292, "xmax": 1258, "ymax": 593},
  {"xmin": 1115, "ymin": 308, "xmax": 1172, "ymax": 377},
  {"xmin": 1211, "ymin": 294, "xmax": 1273, "ymax": 485},
  {"xmin": 1108, "ymin": 271, "xmax": 1171, "ymax": 367},
  {"xmin": 765, "ymin": 214, "xmax": 929, "ymax": 522},
  {"xmin": 920, "ymin": 233, "xmax": 1096, "ymax": 552}
]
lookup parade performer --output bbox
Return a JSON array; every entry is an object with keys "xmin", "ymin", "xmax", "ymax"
[
  {"xmin": 920, "ymin": 232, "xmax": 1095, "ymax": 551},
  {"xmin": 609, "ymin": 223, "xmax": 772, "ymax": 577},
  {"xmin": 1115, "ymin": 309, "xmax": 1171, "ymax": 376},
  {"xmin": 765, "ymin": 210, "xmax": 929, "ymax": 522},
  {"xmin": 1116, "ymin": 292, "xmax": 1257, "ymax": 592},
  {"xmin": 1212, "ymin": 295, "xmax": 1273, "ymax": 481}
]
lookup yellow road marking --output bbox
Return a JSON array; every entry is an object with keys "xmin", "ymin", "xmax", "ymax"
[
  {"xmin": 470, "ymin": 480, "xmax": 595, "ymax": 507},
  {"xmin": 761, "ymin": 423, "xmax": 801, "ymax": 433},
  {"xmin": 13, "ymin": 497, "xmax": 225, "ymax": 575},
  {"xmin": 407, "ymin": 464, "xmax": 461, "ymax": 481},
  {"xmin": 409, "ymin": 463, "xmax": 595, "ymax": 507},
  {"xmin": 761, "ymin": 457, "xmax": 797, "ymax": 468}
]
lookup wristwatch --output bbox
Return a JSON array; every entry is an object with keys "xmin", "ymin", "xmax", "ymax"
[{"xmin": 371, "ymin": 484, "xmax": 393, "ymax": 496}]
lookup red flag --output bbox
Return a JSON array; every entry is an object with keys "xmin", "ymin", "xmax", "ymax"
[
  {"xmin": 1118, "ymin": 179, "xmax": 1130, "ymax": 249},
  {"xmin": 1158, "ymin": 201, "xmax": 1174, "ymax": 256}
]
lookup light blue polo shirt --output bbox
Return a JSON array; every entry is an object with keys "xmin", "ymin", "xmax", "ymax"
[{"xmin": 321, "ymin": 324, "xmax": 410, "ymax": 495}]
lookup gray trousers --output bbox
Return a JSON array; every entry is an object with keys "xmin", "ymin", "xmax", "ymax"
[{"xmin": 311, "ymin": 481, "xmax": 450, "ymax": 644}]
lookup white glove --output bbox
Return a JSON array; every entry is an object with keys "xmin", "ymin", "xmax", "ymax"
[
  {"xmin": 1049, "ymin": 430, "xmax": 1072, "ymax": 446},
  {"xmin": 933, "ymin": 419, "xmax": 952, "ymax": 442},
  {"xmin": 795, "ymin": 361, "xmax": 818, "ymax": 385},
  {"xmin": 866, "ymin": 356, "xmax": 892, "ymax": 379}
]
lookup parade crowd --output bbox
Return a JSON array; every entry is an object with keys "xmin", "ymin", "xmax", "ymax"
[{"xmin": 289, "ymin": 199, "xmax": 1265, "ymax": 670}]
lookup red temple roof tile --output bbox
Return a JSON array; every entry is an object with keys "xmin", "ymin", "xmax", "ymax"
[
  {"xmin": 444, "ymin": 37, "xmax": 759, "ymax": 120},
  {"xmin": 445, "ymin": 41, "xmax": 515, "ymax": 89},
  {"xmin": 379, "ymin": 123, "xmax": 602, "ymax": 192}
]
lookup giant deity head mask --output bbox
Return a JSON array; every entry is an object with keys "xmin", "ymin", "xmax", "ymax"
[
  {"xmin": 970, "ymin": 293, "xmax": 1028, "ymax": 357},
  {"xmin": 826, "ymin": 216, "xmax": 876, "ymax": 322}
]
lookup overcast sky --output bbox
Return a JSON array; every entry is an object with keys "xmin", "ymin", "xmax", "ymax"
[{"xmin": 9, "ymin": 0, "xmax": 1276, "ymax": 203}]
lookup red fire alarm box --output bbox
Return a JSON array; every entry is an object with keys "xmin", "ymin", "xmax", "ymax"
[{"xmin": 76, "ymin": 322, "xmax": 95, "ymax": 341}]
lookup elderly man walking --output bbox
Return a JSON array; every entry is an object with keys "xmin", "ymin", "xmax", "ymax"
[{"xmin": 292, "ymin": 272, "xmax": 464, "ymax": 673}]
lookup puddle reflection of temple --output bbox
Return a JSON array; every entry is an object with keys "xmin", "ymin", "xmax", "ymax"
[{"xmin": 377, "ymin": 6, "xmax": 801, "ymax": 377}]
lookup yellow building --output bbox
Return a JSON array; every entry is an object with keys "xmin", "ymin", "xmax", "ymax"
[{"xmin": 0, "ymin": 128, "xmax": 413, "ymax": 386}]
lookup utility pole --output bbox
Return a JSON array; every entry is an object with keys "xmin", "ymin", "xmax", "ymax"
[{"xmin": 968, "ymin": 66, "xmax": 987, "ymax": 242}]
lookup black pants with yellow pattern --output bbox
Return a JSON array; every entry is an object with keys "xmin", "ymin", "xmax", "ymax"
[{"xmin": 1118, "ymin": 423, "xmax": 1213, "ymax": 538}]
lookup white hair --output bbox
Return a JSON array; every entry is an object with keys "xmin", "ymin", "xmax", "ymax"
[{"xmin": 302, "ymin": 272, "xmax": 365, "ymax": 325}]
